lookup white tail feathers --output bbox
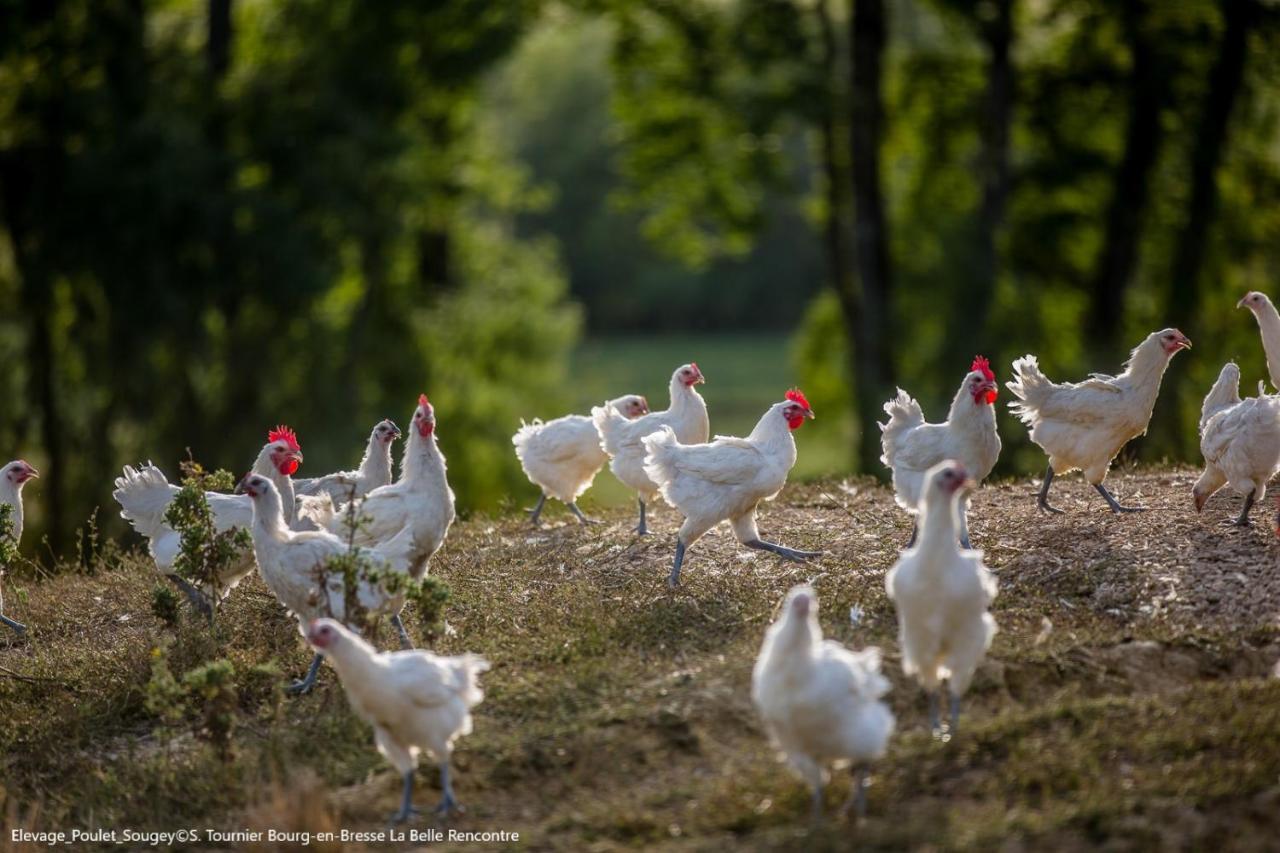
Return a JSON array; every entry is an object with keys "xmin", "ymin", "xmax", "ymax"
[
  {"xmin": 1006, "ymin": 355, "xmax": 1052, "ymax": 425},
  {"xmin": 452, "ymin": 654, "xmax": 491, "ymax": 708},
  {"xmin": 640, "ymin": 427, "xmax": 680, "ymax": 497},
  {"xmin": 591, "ymin": 404, "xmax": 628, "ymax": 456},
  {"xmin": 112, "ymin": 462, "xmax": 177, "ymax": 539},
  {"xmin": 878, "ymin": 389, "xmax": 925, "ymax": 467},
  {"xmin": 511, "ymin": 419, "xmax": 544, "ymax": 461}
]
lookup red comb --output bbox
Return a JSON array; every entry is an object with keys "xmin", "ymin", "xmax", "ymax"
[
  {"xmin": 971, "ymin": 355, "xmax": 995, "ymax": 382},
  {"xmin": 785, "ymin": 388, "xmax": 811, "ymax": 411},
  {"xmin": 268, "ymin": 425, "xmax": 300, "ymax": 451},
  {"xmin": 418, "ymin": 394, "xmax": 430, "ymax": 409}
]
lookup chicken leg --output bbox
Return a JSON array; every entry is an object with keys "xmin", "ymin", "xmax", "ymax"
[
  {"xmin": 0, "ymin": 613, "xmax": 25, "ymax": 634},
  {"xmin": 168, "ymin": 575, "xmax": 213, "ymax": 618},
  {"xmin": 1036, "ymin": 466, "xmax": 1065, "ymax": 514},
  {"xmin": 391, "ymin": 613, "xmax": 414, "ymax": 650},
  {"xmin": 668, "ymin": 539, "xmax": 687, "ymax": 588},
  {"xmin": 949, "ymin": 693, "xmax": 962, "ymax": 734},
  {"xmin": 634, "ymin": 498, "xmax": 649, "ymax": 535},
  {"xmin": 1094, "ymin": 483, "xmax": 1145, "ymax": 513},
  {"xmin": 435, "ymin": 761, "xmax": 460, "ymax": 816},
  {"xmin": 391, "ymin": 770, "xmax": 421, "ymax": 824},
  {"xmin": 1234, "ymin": 489, "xmax": 1257, "ymax": 527},
  {"xmin": 527, "ymin": 494, "xmax": 547, "ymax": 526},
  {"xmin": 286, "ymin": 653, "xmax": 324, "ymax": 695},
  {"xmin": 927, "ymin": 691, "xmax": 942, "ymax": 736},
  {"xmin": 746, "ymin": 539, "xmax": 821, "ymax": 561},
  {"xmin": 840, "ymin": 765, "xmax": 870, "ymax": 820},
  {"xmin": 568, "ymin": 502, "xmax": 598, "ymax": 525}
]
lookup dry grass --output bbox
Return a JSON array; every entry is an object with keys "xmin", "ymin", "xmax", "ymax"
[{"xmin": 1, "ymin": 467, "xmax": 1279, "ymax": 851}]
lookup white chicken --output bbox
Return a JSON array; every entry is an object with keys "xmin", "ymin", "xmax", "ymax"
[
  {"xmin": 238, "ymin": 473, "xmax": 416, "ymax": 694},
  {"xmin": 337, "ymin": 395, "xmax": 455, "ymax": 573},
  {"xmin": 1192, "ymin": 362, "xmax": 1280, "ymax": 526},
  {"xmin": 0, "ymin": 460, "xmax": 37, "ymax": 634},
  {"xmin": 751, "ymin": 585, "xmax": 895, "ymax": 819},
  {"xmin": 1006, "ymin": 328, "xmax": 1192, "ymax": 513},
  {"xmin": 294, "ymin": 419, "xmax": 401, "ymax": 504},
  {"xmin": 880, "ymin": 356, "xmax": 1001, "ymax": 548},
  {"xmin": 885, "ymin": 461, "xmax": 997, "ymax": 735},
  {"xmin": 112, "ymin": 426, "xmax": 306, "ymax": 612},
  {"xmin": 643, "ymin": 390, "xmax": 818, "ymax": 588},
  {"xmin": 1239, "ymin": 291, "xmax": 1280, "ymax": 392},
  {"xmin": 593, "ymin": 363, "xmax": 709, "ymax": 534},
  {"xmin": 305, "ymin": 618, "xmax": 489, "ymax": 822},
  {"xmin": 513, "ymin": 394, "xmax": 649, "ymax": 525}
]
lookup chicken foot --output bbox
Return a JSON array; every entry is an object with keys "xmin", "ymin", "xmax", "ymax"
[
  {"xmin": 434, "ymin": 762, "xmax": 461, "ymax": 816},
  {"xmin": 839, "ymin": 765, "xmax": 870, "ymax": 820},
  {"xmin": 746, "ymin": 539, "xmax": 821, "ymax": 561},
  {"xmin": 568, "ymin": 502, "xmax": 599, "ymax": 525},
  {"xmin": 634, "ymin": 498, "xmax": 649, "ymax": 535},
  {"xmin": 1093, "ymin": 483, "xmax": 1145, "ymax": 513},
  {"xmin": 390, "ymin": 771, "xmax": 421, "ymax": 824},
  {"xmin": 667, "ymin": 540, "xmax": 687, "ymax": 588},
  {"xmin": 168, "ymin": 575, "xmax": 213, "ymax": 619},
  {"xmin": 1036, "ymin": 466, "xmax": 1066, "ymax": 514},
  {"xmin": 391, "ymin": 613, "xmax": 414, "ymax": 650},
  {"xmin": 1234, "ymin": 489, "xmax": 1257, "ymax": 527},
  {"xmin": 286, "ymin": 653, "xmax": 324, "ymax": 695},
  {"xmin": 526, "ymin": 494, "xmax": 547, "ymax": 526}
]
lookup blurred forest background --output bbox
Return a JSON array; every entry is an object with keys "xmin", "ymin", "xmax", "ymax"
[{"xmin": 2, "ymin": 0, "xmax": 1280, "ymax": 551}]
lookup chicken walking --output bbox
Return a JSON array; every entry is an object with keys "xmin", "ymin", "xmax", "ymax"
[
  {"xmin": 1193, "ymin": 362, "xmax": 1280, "ymax": 526},
  {"xmin": 886, "ymin": 461, "xmax": 998, "ymax": 736},
  {"xmin": 306, "ymin": 619, "xmax": 488, "ymax": 823},
  {"xmin": 752, "ymin": 586, "xmax": 894, "ymax": 820},
  {"xmin": 644, "ymin": 390, "xmax": 817, "ymax": 587},
  {"xmin": 0, "ymin": 460, "xmax": 37, "ymax": 634},
  {"xmin": 1007, "ymin": 329, "xmax": 1191, "ymax": 513}
]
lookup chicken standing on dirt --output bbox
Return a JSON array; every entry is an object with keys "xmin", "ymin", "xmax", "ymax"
[
  {"xmin": 752, "ymin": 585, "xmax": 895, "ymax": 820},
  {"xmin": 306, "ymin": 618, "xmax": 489, "ymax": 823},
  {"xmin": 1006, "ymin": 329, "xmax": 1192, "ymax": 513},
  {"xmin": 593, "ymin": 363, "xmax": 709, "ymax": 535},
  {"xmin": 643, "ymin": 390, "xmax": 817, "ymax": 588},
  {"xmin": 0, "ymin": 460, "xmax": 37, "ymax": 634},
  {"xmin": 239, "ymin": 474, "xmax": 417, "ymax": 694},
  {"xmin": 886, "ymin": 461, "xmax": 997, "ymax": 736},
  {"xmin": 1238, "ymin": 291, "xmax": 1280, "ymax": 392},
  {"xmin": 294, "ymin": 419, "xmax": 401, "ymax": 505},
  {"xmin": 1192, "ymin": 362, "xmax": 1280, "ymax": 526},
  {"xmin": 112, "ymin": 427, "xmax": 306, "ymax": 613},
  {"xmin": 513, "ymin": 395, "xmax": 649, "ymax": 525},
  {"xmin": 880, "ymin": 356, "xmax": 1001, "ymax": 548}
]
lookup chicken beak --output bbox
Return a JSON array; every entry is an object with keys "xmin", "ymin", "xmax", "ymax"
[
  {"xmin": 805, "ymin": 408, "xmax": 816, "ymax": 420},
  {"xmin": 1237, "ymin": 296, "xmax": 1248, "ymax": 309},
  {"xmin": 290, "ymin": 449, "xmax": 304, "ymax": 465},
  {"xmin": 25, "ymin": 467, "xmax": 38, "ymax": 481},
  {"xmin": 1194, "ymin": 492, "xmax": 1207, "ymax": 513}
]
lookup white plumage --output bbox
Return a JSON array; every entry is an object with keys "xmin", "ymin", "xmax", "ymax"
[
  {"xmin": 1006, "ymin": 328, "xmax": 1191, "ymax": 513},
  {"xmin": 643, "ymin": 392, "xmax": 817, "ymax": 586},
  {"xmin": 592, "ymin": 363, "xmax": 709, "ymax": 534},
  {"xmin": 330, "ymin": 395, "xmax": 455, "ymax": 581},
  {"xmin": 1239, "ymin": 291, "xmax": 1280, "ymax": 392},
  {"xmin": 751, "ymin": 585, "xmax": 894, "ymax": 818},
  {"xmin": 880, "ymin": 358, "xmax": 1001, "ymax": 547},
  {"xmin": 0, "ymin": 460, "xmax": 37, "ymax": 634},
  {"xmin": 1193, "ymin": 362, "xmax": 1280, "ymax": 525},
  {"xmin": 305, "ymin": 618, "xmax": 488, "ymax": 821},
  {"xmin": 513, "ymin": 394, "xmax": 648, "ymax": 523},
  {"xmin": 885, "ymin": 461, "xmax": 997, "ymax": 734},
  {"xmin": 111, "ymin": 429, "xmax": 306, "ymax": 603},
  {"xmin": 295, "ymin": 419, "xmax": 401, "ymax": 505}
]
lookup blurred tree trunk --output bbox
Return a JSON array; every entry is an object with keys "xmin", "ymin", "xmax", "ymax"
[
  {"xmin": 814, "ymin": 0, "xmax": 863, "ymax": 468},
  {"xmin": 847, "ymin": 0, "xmax": 895, "ymax": 475},
  {"xmin": 1155, "ymin": 0, "xmax": 1257, "ymax": 455},
  {"xmin": 1086, "ymin": 0, "xmax": 1171, "ymax": 359},
  {"xmin": 973, "ymin": 0, "xmax": 1012, "ymax": 350}
]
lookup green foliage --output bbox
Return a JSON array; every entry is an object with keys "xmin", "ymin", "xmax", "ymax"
[
  {"xmin": 161, "ymin": 461, "xmax": 251, "ymax": 607},
  {"xmin": 0, "ymin": 503, "xmax": 17, "ymax": 570},
  {"xmin": 150, "ymin": 582, "xmax": 181, "ymax": 628},
  {"xmin": 145, "ymin": 644, "xmax": 241, "ymax": 761}
]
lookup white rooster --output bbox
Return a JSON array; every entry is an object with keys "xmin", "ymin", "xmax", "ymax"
[
  {"xmin": 294, "ymin": 419, "xmax": 401, "ymax": 504},
  {"xmin": 752, "ymin": 585, "xmax": 895, "ymax": 819},
  {"xmin": 305, "ymin": 618, "xmax": 489, "ymax": 822},
  {"xmin": 1006, "ymin": 328, "xmax": 1192, "ymax": 513},
  {"xmin": 593, "ymin": 363, "xmax": 709, "ymax": 535},
  {"xmin": 886, "ymin": 461, "xmax": 997, "ymax": 735},
  {"xmin": 1192, "ymin": 362, "xmax": 1280, "ymax": 526},
  {"xmin": 643, "ymin": 390, "xmax": 818, "ymax": 588},
  {"xmin": 1239, "ymin": 291, "xmax": 1280, "ymax": 392},
  {"xmin": 880, "ymin": 355, "xmax": 1001, "ymax": 548},
  {"xmin": 113, "ymin": 426, "xmax": 306, "ymax": 612},
  {"xmin": 0, "ymin": 460, "xmax": 37, "ymax": 634},
  {"xmin": 513, "ymin": 394, "xmax": 649, "ymax": 525},
  {"xmin": 238, "ymin": 473, "xmax": 416, "ymax": 694}
]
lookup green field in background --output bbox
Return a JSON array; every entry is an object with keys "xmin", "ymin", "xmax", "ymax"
[{"xmin": 559, "ymin": 334, "xmax": 853, "ymax": 509}]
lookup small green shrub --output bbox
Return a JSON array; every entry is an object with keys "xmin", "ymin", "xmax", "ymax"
[{"xmin": 162, "ymin": 460, "xmax": 252, "ymax": 613}]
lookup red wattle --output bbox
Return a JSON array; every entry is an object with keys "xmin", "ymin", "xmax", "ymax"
[
  {"xmin": 419, "ymin": 422, "xmax": 434, "ymax": 438},
  {"xmin": 787, "ymin": 415, "xmax": 805, "ymax": 430},
  {"xmin": 279, "ymin": 459, "xmax": 299, "ymax": 476}
]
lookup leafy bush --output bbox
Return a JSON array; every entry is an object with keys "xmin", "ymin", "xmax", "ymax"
[{"xmin": 161, "ymin": 460, "xmax": 252, "ymax": 613}]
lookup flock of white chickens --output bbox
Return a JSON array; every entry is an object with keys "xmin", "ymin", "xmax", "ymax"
[{"xmin": 0, "ymin": 292, "xmax": 1278, "ymax": 824}]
